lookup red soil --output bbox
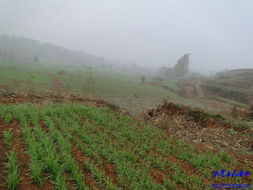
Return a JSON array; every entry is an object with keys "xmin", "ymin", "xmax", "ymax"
[
  {"xmin": 10, "ymin": 121, "xmax": 53, "ymax": 190},
  {"xmin": 101, "ymin": 161, "xmax": 120, "ymax": 187},
  {"xmin": 0, "ymin": 121, "xmax": 10, "ymax": 190},
  {"xmin": 150, "ymin": 168, "xmax": 165, "ymax": 184},
  {"xmin": 71, "ymin": 146, "xmax": 102, "ymax": 190}
]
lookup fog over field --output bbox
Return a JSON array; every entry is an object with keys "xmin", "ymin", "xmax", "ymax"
[{"xmin": 0, "ymin": 0, "xmax": 252, "ymax": 73}]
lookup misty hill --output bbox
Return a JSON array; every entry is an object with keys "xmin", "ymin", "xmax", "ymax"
[
  {"xmin": 0, "ymin": 34, "xmax": 107, "ymax": 66},
  {"xmin": 201, "ymin": 69, "xmax": 253, "ymax": 104},
  {"xmin": 215, "ymin": 69, "xmax": 253, "ymax": 87}
]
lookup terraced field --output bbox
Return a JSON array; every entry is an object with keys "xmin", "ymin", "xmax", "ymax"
[{"xmin": 0, "ymin": 103, "xmax": 252, "ymax": 190}]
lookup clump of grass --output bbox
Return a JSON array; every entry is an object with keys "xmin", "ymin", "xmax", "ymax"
[
  {"xmin": 228, "ymin": 119, "xmax": 253, "ymax": 131},
  {"xmin": 6, "ymin": 150, "xmax": 20, "ymax": 190}
]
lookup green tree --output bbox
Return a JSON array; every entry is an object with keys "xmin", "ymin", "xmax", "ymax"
[
  {"xmin": 34, "ymin": 55, "xmax": 39, "ymax": 63},
  {"xmin": 174, "ymin": 53, "xmax": 191, "ymax": 78}
]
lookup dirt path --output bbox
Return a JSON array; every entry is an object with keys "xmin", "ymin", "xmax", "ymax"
[{"xmin": 194, "ymin": 82, "xmax": 205, "ymax": 98}]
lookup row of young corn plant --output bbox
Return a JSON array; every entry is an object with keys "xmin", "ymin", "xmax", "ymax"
[
  {"xmin": 66, "ymin": 107, "xmax": 200, "ymax": 189},
  {"xmin": 82, "ymin": 106, "xmax": 235, "ymax": 165},
  {"xmin": 54, "ymin": 111, "xmax": 167, "ymax": 190},
  {"xmin": 53, "ymin": 105, "xmax": 204, "ymax": 189},
  {"xmin": 14, "ymin": 107, "xmax": 44, "ymax": 187},
  {"xmin": 3, "ymin": 130, "xmax": 20, "ymax": 190},
  {"xmin": 1, "ymin": 104, "xmax": 249, "ymax": 189},
  {"xmin": 42, "ymin": 115, "xmax": 88, "ymax": 190},
  {"xmin": 68, "ymin": 105, "xmax": 236, "ymax": 188},
  {"xmin": 26, "ymin": 110, "xmax": 69, "ymax": 190},
  {"xmin": 14, "ymin": 103, "xmax": 252, "ymax": 188},
  {"xmin": 68, "ymin": 127, "xmax": 164, "ymax": 190},
  {"xmin": 47, "ymin": 107, "xmax": 147, "ymax": 189},
  {"xmin": 1, "ymin": 104, "xmax": 200, "ymax": 189},
  {"xmin": 50, "ymin": 109, "xmax": 121, "ymax": 190},
  {"xmin": 1, "ymin": 105, "xmax": 63, "ymax": 189},
  {"xmin": 84, "ymin": 160, "xmax": 120, "ymax": 190},
  {"xmin": 2, "ymin": 104, "xmax": 88, "ymax": 189},
  {"xmin": 1, "ymin": 105, "xmax": 43, "ymax": 188},
  {"xmin": 73, "ymin": 115, "xmax": 205, "ymax": 189},
  {"xmin": 43, "ymin": 105, "xmax": 114, "ymax": 189}
]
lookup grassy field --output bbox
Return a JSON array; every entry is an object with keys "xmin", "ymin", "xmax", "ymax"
[
  {"xmin": 0, "ymin": 103, "xmax": 251, "ymax": 190},
  {"xmin": 0, "ymin": 62, "xmax": 179, "ymax": 98}
]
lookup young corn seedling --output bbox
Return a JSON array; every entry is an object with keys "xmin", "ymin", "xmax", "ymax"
[
  {"xmin": 21, "ymin": 125, "xmax": 44, "ymax": 186},
  {"xmin": 29, "ymin": 159, "xmax": 43, "ymax": 187},
  {"xmin": 3, "ymin": 130, "xmax": 13, "ymax": 146},
  {"xmin": 6, "ymin": 150, "xmax": 20, "ymax": 190},
  {"xmin": 84, "ymin": 160, "xmax": 120, "ymax": 190}
]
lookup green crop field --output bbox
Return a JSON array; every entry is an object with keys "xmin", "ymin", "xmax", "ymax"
[
  {"xmin": 0, "ymin": 61, "xmax": 235, "ymax": 112},
  {"xmin": 0, "ymin": 61, "xmax": 190, "ymax": 105},
  {"xmin": 0, "ymin": 62, "xmax": 176, "ymax": 97},
  {"xmin": 0, "ymin": 103, "xmax": 251, "ymax": 190}
]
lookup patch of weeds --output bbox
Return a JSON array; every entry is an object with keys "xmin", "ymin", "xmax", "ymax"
[{"xmin": 229, "ymin": 119, "xmax": 253, "ymax": 131}]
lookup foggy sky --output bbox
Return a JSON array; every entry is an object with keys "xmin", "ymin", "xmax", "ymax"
[{"xmin": 0, "ymin": 0, "xmax": 253, "ymax": 73}]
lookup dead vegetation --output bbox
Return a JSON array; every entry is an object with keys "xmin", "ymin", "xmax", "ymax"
[{"xmin": 141, "ymin": 101, "xmax": 253, "ymax": 153}]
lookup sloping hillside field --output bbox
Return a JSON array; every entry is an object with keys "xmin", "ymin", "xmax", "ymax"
[{"xmin": 0, "ymin": 104, "xmax": 252, "ymax": 190}]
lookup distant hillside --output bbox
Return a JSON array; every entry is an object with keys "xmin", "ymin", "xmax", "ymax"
[
  {"xmin": 201, "ymin": 69, "xmax": 253, "ymax": 104},
  {"xmin": 0, "ymin": 34, "xmax": 107, "ymax": 66}
]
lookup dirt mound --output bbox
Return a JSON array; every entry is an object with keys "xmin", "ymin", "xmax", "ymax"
[
  {"xmin": 0, "ymin": 92, "xmax": 119, "ymax": 110},
  {"xmin": 143, "ymin": 101, "xmax": 229, "ymax": 127},
  {"xmin": 142, "ymin": 101, "xmax": 253, "ymax": 153}
]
